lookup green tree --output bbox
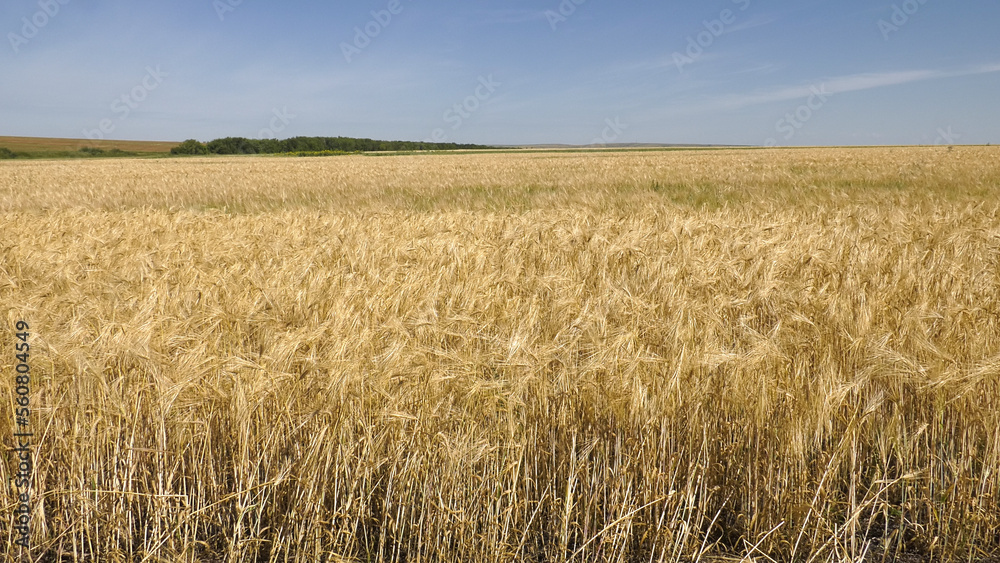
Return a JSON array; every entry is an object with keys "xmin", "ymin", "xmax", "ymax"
[{"xmin": 171, "ymin": 139, "xmax": 210, "ymax": 155}]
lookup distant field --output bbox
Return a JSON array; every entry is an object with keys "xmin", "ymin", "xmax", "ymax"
[
  {"xmin": 2, "ymin": 147, "xmax": 999, "ymax": 562},
  {"xmin": 0, "ymin": 135, "xmax": 179, "ymax": 155}
]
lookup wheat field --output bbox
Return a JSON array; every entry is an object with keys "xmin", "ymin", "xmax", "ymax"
[{"xmin": 2, "ymin": 147, "xmax": 1000, "ymax": 562}]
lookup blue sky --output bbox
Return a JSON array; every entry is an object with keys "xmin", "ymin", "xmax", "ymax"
[{"xmin": 2, "ymin": 0, "xmax": 998, "ymax": 146}]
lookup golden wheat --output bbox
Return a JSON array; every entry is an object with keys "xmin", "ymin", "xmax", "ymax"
[{"xmin": 1, "ymin": 147, "xmax": 999, "ymax": 562}]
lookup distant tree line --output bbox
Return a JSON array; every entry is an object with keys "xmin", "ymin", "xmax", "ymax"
[
  {"xmin": 171, "ymin": 136, "xmax": 495, "ymax": 155},
  {"xmin": 0, "ymin": 146, "xmax": 136, "ymax": 159}
]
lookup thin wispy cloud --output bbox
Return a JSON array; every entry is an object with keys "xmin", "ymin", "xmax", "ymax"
[
  {"xmin": 725, "ymin": 15, "xmax": 779, "ymax": 34},
  {"xmin": 666, "ymin": 64, "xmax": 1000, "ymax": 116}
]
